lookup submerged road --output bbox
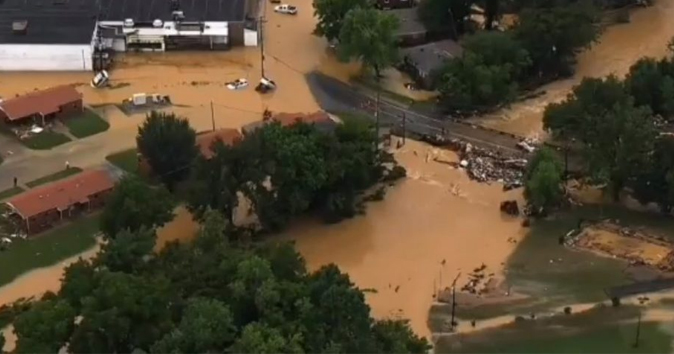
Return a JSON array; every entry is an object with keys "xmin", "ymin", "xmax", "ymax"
[
  {"xmin": 306, "ymin": 72, "xmax": 526, "ymax": 155},
  {"xmin": 306, "ymin": 72, "xmax": 585, "ymax": 173}
]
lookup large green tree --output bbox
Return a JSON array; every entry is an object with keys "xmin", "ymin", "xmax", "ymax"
[
  {"xmin": 544, "ymin": 76, "xmax": 657, "ymax": 199},
  {"xmin": 313, "ymin": 0, "xmax": 372, "ymax": 42},
  {"xmin": 624, "ymin": 57, "xmax": 674, "ymax": 121},
  {"xmin": 13, "ymin": 299, "xmax": 75, "ymax": 353},
  {"xmin": 338, "ymin": 7, "xmax": 399, "ymax": 77},
  {"xmin": 462, "ymin": 31, "xmax": 532, "ymax": 80},
  {"xmin": 514, "ymin": 2, "xmax": 600, "ymax": 78},
  {"xmin": 100, "ymin": 176, "xmax": 176, "ymax": 239},
  {"xmin": 136, "ymin": 111, "xmax": 198, "ymax": 188},
  {"xmin": 524, "ymin": 147, "xmax": 564, "ymax": 211},
  {"xmin": 632, "ymin": 136, "xmax": 674, "ymax": 212}
]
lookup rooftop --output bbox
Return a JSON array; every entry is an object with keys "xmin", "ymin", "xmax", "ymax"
[
  {"xmin": 6, "ymin": 170, "xmax": 115, "ymax": 219},
  {"xmin": 242, "ymin": 111, "xmax": 338, "ymax": 135},
  {"xmin": 196, "ymin": 128, "xmax": 243, "ymax": 158},
  {"xmin": 98, "ymin": 0, "xmax": 248, "ymax": 23},
  {"xmin": 402, "ymin": 39, "xmax": 463, "ymax": 74},
  {"xmin": 0, "ymin": 85, "xmax": 83, "ymax": 122},
  {"xmin": 0, "ymin": 0, "xmax": 97, "ymax": 44}
]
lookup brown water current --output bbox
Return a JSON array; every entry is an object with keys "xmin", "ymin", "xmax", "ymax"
[{"xmin": 477, "ymin": 0, "xmax": 674, "ymax": 138}]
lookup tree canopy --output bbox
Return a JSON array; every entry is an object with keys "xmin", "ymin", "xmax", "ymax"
[
  {"xmin": 188, "ymin": 118, "xmax": 397, "ymax": 231},
  {"xmin": 313, "ymin": 0, "xmax": 372, "ymax": 42},
  {"xmin": 418, "ymin": 0, "xmax": 472, "ymax": 35},
  {"xmin": 631, "ymin": 136, "xmax": 674, "ymax": 212},
  {"xmin": 338, "ymin": 7, "xmax": 400, "ymax": 77},
  {"xmin": 136, "ymin": 111, "xmax": 198, "ymax": 188},
  {"xmin": 624, "ymin": 57, "xmax": 674, "ymax": 121},
  {"xmin": 514, "ymin": 2, "xmax": 600, "ymax": 78},
  {"xmin": 100, "ymin": 175, "xmax": 176, "ymax": 239},
  {"xmin": 544, "ymin": 76, "xmax": 657, "ymax": 199},
  {"xmin": 524, "ymin": 147, "xmax": 564, "ymax": 211},
  {"xmin": 10, "ymin": 211, "xmax": 429, "ymax": 353}
]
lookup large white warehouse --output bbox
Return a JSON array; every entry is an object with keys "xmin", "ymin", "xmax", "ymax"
[{"xmin": 0, "ymin": 0, "xmax": 260, "ymax": 72}]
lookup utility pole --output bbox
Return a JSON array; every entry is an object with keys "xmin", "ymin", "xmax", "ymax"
[
  {"xmin": 259, "ymin": 1, "xmax": 267, "ymax": 79},
  {"xmin": 402, "ymin": 111, "xmax": 406, "ymax": 145},
  {"xmin": 375, "ymin": 80, "xmax": 381, "ymax": 149},
  {"xmin": 633, "ymin": 311, "xmax": 642, "ymax": 348},
  {"xmin": 450, "ymin": 273, "xmax": 461, "ymax": 330},
  {"xmin": 210, "ymin": 101, "xmax": 215, "ymax": 131}
]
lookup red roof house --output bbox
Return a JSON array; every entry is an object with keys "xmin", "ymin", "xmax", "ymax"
[{"xmin": 0, "ymin": 86, "xmax": 83, "ymax": 125}]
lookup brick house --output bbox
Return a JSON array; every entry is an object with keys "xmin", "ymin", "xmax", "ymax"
[
  {"xmin": 5, "ymin": 170, "xmax": 115, "ymax": 235},
  {"xmin": 0, "ymin": 85, "xmax": 83, "ymax": 126}
]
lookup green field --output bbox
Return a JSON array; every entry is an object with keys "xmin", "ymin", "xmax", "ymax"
[
  {"xmin": 0, "ymin": 187, "xmax": 25, "ymax": 201},
  {"xmin": 64, "ymin": 109, "xmax": 110, "ymax": 138},
  {"xmin": 21, "ymin": 131, "xmax": 72, "ymax": 150},
  {"xmin": 0, "ymin": 215, "xmax": 100, "ymax": 287},
  {"xmin": 26, "ymin": 167, "xmax": 83, "ymax": 188},
  {"xmin": 437, "ymin": 306, "xmax": 672, "ymax": 354},
  {"xmin": 106, "ymin": 148, "xmax": 139, "ymax": 175}
]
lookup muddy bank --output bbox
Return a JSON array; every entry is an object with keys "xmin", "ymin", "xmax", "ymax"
[
  {"xmin": 285, "ymin": 139, "xmax": 526, "ymax": 337},
  {"xmin": 477, "ymin": 0, "xmax": 674, "ymax": 138}
]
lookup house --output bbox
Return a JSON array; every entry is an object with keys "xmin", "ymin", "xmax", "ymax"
[
  {"xmin": 375, "ymin": 0, "xmax": 416, "ymax": 10},
  {"xmin": 241, "ymin": 111, "xmax": 339, "ymax": 135},
  {"xmin": 390, "ymin": 8, "xmax": 428, "ymax": 47},
  {"xmin": 400, "ymin": 39, "xmax": 463, "ymax": 89},
  {"xmin": 196, "ymin": 128, "xmax": 244, "ymax": 159},
  {"xmin": 0, "ymin": 86, "xmax": 83, "ymax": 126},
  {"xmin": 0, "ymin": 0, "xmax": 260, "ymax": 71},
  {"xmin": 4, "ymin": 170, "xmax": 115, "ymax": 235}
]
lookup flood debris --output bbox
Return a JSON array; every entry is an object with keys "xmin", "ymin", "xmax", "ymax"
[
  {"xmin": 450, "ymin": 140, "xmax": 527, "ymax": 188},
  {"xmin": 500, "ymin": 200, "xmax": 520, "ymax": 216}
]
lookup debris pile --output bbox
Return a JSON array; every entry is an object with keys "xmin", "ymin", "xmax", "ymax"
[
  {"xmin": 453, "ymin": 141, "xmax": 527, "ymax": 189},
  {"xmin": 460, "ymin": 264, "xmax": 496, "ymax": 295},
  {"xmin": 500, "ymin": 200, "xmax": 520, "ymax": 216}
]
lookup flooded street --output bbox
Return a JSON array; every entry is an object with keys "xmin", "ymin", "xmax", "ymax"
[
  {"xmin": 477, "ymin": 0, "xmax": 674, "ymax": 138},
  {"xmin": 285, "ymin": 139, "xmax": 525, "ymax": 337}
]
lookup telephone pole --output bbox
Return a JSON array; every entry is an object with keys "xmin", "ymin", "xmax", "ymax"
[
  {"xmin": 450, "ymin": 273, "xmax": 461, "ymax": 330},
  {"xmin": 633, "ymin": 311, "xmax": 642, "ymax": 348},
  {"xmin": 210, "ymin": 101, "xmax": 215, "ymax": 131},
  {"xmin": 402, "ymin": 112, "xmax": 406, "ymax": 145},
  {"xmin": 259, "ymin": 1, "xmax": 267, "ymax": 79},
  {"xmin": 375, "ymin": 79, "xmax": 381, "ymax": 149}
]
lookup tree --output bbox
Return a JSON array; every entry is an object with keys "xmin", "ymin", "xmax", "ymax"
[
  {"xmin": 313, "ymin": 0, "xmax": 372, "ymax": 42},
  {"xmin": 462, "ymin": 31, "xmax": 532, "ymax": 80},
  {"xmin": 436, "ymin": 52, "xmax": 518, "ymax": 113},
  {"xmin": 624, "ymin": 57, "xmax": 674, "ymax": 120},
  {"xmin": 373, "ymin": 319, "xmax": 430, "ymax": 353},
  {"xmin": 418, "ymin": 0, "xmax": 472, "ymax": 35},
  {"xmin": 514, "ymin": 3, "xmax": 600, "ymax": 78},
  {"xmin": 100, "ymin": 176, "xmax": 176, "ymax": 239},
  {"xmin": 484, "ymin": 0, "xmax": 500, "ymax": 30},
  {"xmin": 524, "ymin": 147, "xmax": 564, "ymax": 211},
  {"xmin": 13, "ymin": 299, "xmax": 75, "ymax": 353},
  {"xmin": 151, "ymin": 298, "xmax": 237, "ymax": 353},
  {"xmin": 136, "ymin": 111, "xmax": 198, "ymax": 188},
  {"xmin": 544, "ymin": 76, "xmax": 657, "ymax": 199},
  {"xmin": 632, "ymin": 136, "xmax": 674, "ymax": 212},
  {"xmin": 338, "ymin": 8, "xmax": 399, "ymax": 78},
  {"xmin": 96, "ymin": 228, "xmax": 157, "ymax": 273},
  {"xmin": 231, "ymin": 322, "xmax": 299, "ymax": 354}
]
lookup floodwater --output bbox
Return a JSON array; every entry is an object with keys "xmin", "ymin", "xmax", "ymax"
[
  {"xmin": 477, "ymin": 0, "xmax": 674, "ymax": 138},
  {"xmin": 285, "ymin": 139, "xmax": 526, "ymax": 338}
]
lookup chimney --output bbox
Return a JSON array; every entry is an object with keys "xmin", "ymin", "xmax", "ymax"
[{"xmin": 12, "ymin": 20, "xmax": 28, "ymax": 35}]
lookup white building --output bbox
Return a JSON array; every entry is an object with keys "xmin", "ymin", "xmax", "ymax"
[{"xmin": 0, "ymin": 0, "xmax": 259, "ymax": 72}]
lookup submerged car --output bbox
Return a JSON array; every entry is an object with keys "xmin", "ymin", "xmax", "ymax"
[
  {"xmin": 274, "ymin": 4, "xmax": 298, "ymax": 14},
  {"xmin": 226, "ymin": 78, "xmax": 249, "ymax": 90}
]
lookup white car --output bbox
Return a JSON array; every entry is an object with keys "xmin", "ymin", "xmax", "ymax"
[
  {"xmin": 274, "ymin": 4, "xmax": 298, "ymax": 14},
  {"xmin": 226, "ymin": 78, "xmax": 249, "ymax": 90}
]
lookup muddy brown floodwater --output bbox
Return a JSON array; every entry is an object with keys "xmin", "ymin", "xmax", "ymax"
[{"xmin": 478, "ymin": 0, "xmax": 674, "ymax": 138}]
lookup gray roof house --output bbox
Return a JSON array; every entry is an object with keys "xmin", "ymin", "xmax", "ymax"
[{"xmin": 400, "ymin": 39, "xmax": 463, "ymax": 89}]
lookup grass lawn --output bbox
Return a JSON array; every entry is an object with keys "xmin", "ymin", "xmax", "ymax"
[
  {"xmin": 25, "ymin": 167, "xmax": 83, "ymax": 188},
  {"xmin": 106, "ymin": 148, "xmax": 139, "ymax": 175},
  {"xmin": 64, "ymin": 109, "xmax": 110, "ymax": 139},
  {"xmin": 438, "ymin": 306, "xmax": 673, "ymax": 354},
  {"xmin": 0, "ymin": 215, "xmax": 99, "ymax": 287},
  {"xmin": 21, "ymin": 131, "xmax": 71, "ymax": 150},
  {"xmin": 0, "ymin": 187, "xmax": 25, "ymax": 201}
]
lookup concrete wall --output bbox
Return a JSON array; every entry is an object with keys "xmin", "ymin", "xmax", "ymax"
[{"xmin": 0, "ymin": 44, "xmax": 93, "ymax": 71}]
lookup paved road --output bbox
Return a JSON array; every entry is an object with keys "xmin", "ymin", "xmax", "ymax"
[{"xmin": 306, "ymin": 72, "xmax": 526, "ymax": 155}]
